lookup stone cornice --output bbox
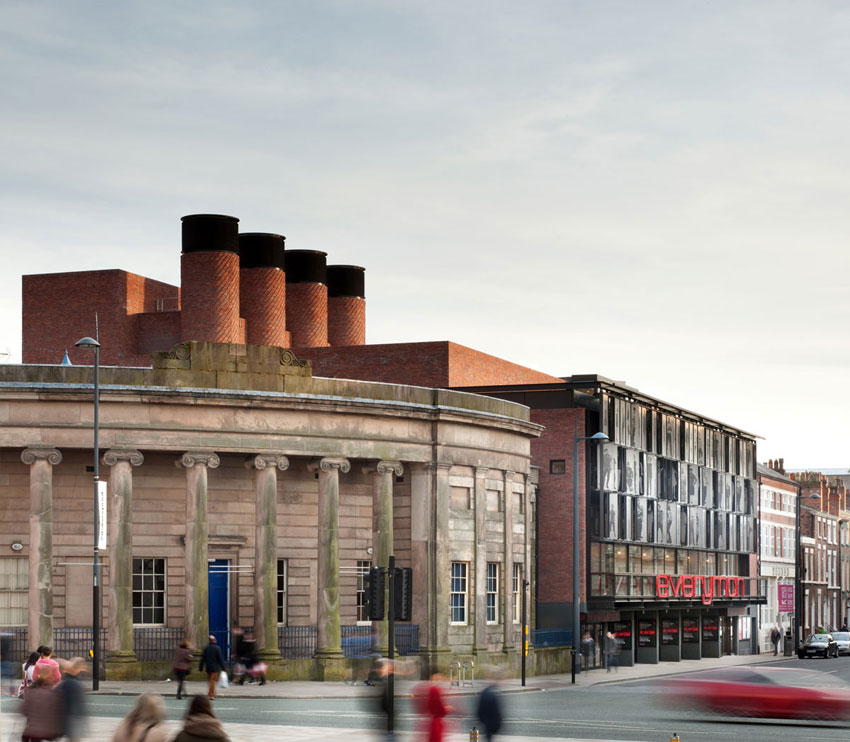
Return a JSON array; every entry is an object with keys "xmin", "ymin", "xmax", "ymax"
[{"xmin": 21, "ymin": 447, "xmax": 62, "ymax": 466}]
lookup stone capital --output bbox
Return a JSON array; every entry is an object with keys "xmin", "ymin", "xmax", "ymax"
[
  {"xmin": 175, "ymin": 451, "xmax": 220, "ymax": 470},
  {"xmin": 426, "ymin": 462, "xmax": 453, "ymax": 474},
  {"xmin": 309, "ymin": 457, "xmax": 350, "ymax": 474},
  {"xmin": 21, "ymin": 447, "xmax": 62, "ymax": 466},
  {"xmin": 103, "ymin": 449, "xmax": 144, "ymax": 467},
  {"xmin": 245, "ymin": 454, "xmax": 290, "ymax": 472},
  {"xmin": 503, "ymin": 470, "xmax": 515, "ymax": 479},
  {"xmin": 474, "ymin": 466, "xmax": 489, "ymax": 478},
  {"xmin": 363, "ymin": 460, "xmax": 403, "ymax": 477}
]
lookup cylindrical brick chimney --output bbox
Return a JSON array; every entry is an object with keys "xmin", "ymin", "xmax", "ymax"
[
  {"xmin": 285, "ymin": 250, "xmax": 328, "ymax": 347},
  {"xmin": 239, "ymin": 233, "xmax": 289, "ymax": 347},
  {"xmin": 180, "ymin": 214, "xmax": 241, "ymax": 343},
  {"xmin": 327, "ymin": 265, "xmax": 365, "ymax": 346}
]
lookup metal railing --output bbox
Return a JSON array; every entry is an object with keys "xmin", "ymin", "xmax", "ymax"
[
  {"xmin": 278, "ymin": 625, "xmax": 420, "ymax": 659},
  {"xmin": 531, "ymin": 627, "xmax": 573, "ymax": 648},
  {"xmin": 278, "ymin": 625, "xmax": 317, "ymax": 659},
  {"xmin": 134, "ymin": 627, "xmax": 184, "ymax": 662},
  {"xmin": 0, "ymin": 627, "xmax": 29, "ymax": 664},
  {"xmin": 394, "ymin": 624, "xmax": 419, "ymax": 656},
  {"xmin": 53, "ymin": 627, "xmax": 109, "ymax": 658}
]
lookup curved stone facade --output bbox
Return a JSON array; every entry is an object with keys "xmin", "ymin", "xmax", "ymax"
[{"xmin": 0, "ymin": 342, "xmax": 539, "ymax": 679}]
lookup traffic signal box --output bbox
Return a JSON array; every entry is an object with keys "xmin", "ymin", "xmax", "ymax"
[{"xmin": 363, "ymin": 565, "xmax": 413, "ymax": 621}]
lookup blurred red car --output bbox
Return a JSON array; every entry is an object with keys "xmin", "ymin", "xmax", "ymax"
[{"xmin": 663, "ymin": 666, "xmax": 850, "ymax": 720}]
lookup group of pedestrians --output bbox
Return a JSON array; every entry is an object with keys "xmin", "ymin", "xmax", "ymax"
[
  {"xmin": 114, "ymin": 693, "xmax": 231, "ymax": 742},
  {"xmin": 17, "ymin": 646, "xmax": 87, "ymax": 742}
]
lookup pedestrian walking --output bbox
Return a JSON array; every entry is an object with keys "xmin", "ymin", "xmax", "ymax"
[
  {"xmin": 199, "ymin": 635, "xmax": 226, "ymax": 700},
  {"xmin": 241, "ymin": 631, "xmax": 266, "ymax": 685},
  {"xmin": 770, "ymin": 626, "xmax": 781, "ymax": 656},
  {"xmin": 35, "ymin": 646, "xmax": 61, "ymax": 688},
  {"xmin": 21, "ymin": 665, "xmax": 62, "ymax": 741},
  {"xmin": 112, "ymin": 693, "xmax": 170, "ymax": 742},
  {"xmin": 57, "ymin": 657, "xmax": 87, "ymax": 742},
  {"xmin": 415, "ymin": 672, "xmax": 452, "ymax": 742},
  {"xmin": 580, "ymin": 632, "xmax": 595, "ymax": 669},
  {"xmin": 174, "ymin": 640, "xmax": 192, "ymax": 700},
  {"xmin": 476, "ymin": 677, "xmax": 503, "ymax": 742},
  {"xmin": 173, "ymin": 695, "xmax": 232, "ymax": 742},
  {"xmin": 604, "ymin": 631, "xmax": 620, "ymax": 673},
  {"xmin": 231, "ymin": 628, "xmax": 246, "ymax": 685}
]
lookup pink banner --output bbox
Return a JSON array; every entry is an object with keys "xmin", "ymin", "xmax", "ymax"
[{"xmin": 778, "ymin": 583, "xmax": 794, "ymax": 612}]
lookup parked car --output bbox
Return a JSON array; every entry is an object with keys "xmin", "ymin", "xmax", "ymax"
[
  {"xmin": 663, "ymin": 666, "xmax": 850, "ymax": 719},
  {"xmin": 798, "ymin": 633, "xmax": 838, "ymax": 659},
  {"xmin": 832, "ymin": 631, "xmax": 850, "ymax": 656}
]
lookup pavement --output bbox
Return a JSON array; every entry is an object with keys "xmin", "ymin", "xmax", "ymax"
[
  {"xmin": 84, "ymin": 649, "xmax": 791, "ymax": 699},
  {"xmin": 0, "ymin": 652, "xmax": 793, "ymax": 742}
]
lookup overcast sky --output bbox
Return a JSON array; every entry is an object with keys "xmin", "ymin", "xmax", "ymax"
[{"xmin": 1, "ymin": 1, "xmax": 848, "ymax": 468}]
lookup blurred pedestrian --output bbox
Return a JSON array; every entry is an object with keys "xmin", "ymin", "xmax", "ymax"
[
  {"xmin": 770, "ymin": 626, "xmax": 781, "ymax": 656},
  {"xmin": 604, "ymin": 631, "xmax": 620, "ymax": 673},
  {"xmin": 415, "ymin": 671, "xmax": 452, "ymax": 742},
  {"xmin": 21, "ymin": 665, "xmax": 62, "ymax": 741},
  {"xmin": 476, "ymin": 676, "xmax": 503, "ymax": 742},
  {"xmin": 18, "ymin": 651, "xmax": 40, "ymax": 698},
  {"xmin": 174, "ymin": 640, "xmax": 192, "ymax": 700},
  {"xmin": 580, "ymin": 632, "xmax": 595, "ymax": 669},
  {"xmin": 241, "ymin": 631, "xmax": 266, "ymax": 686},
  {"xmin": 35, "ymin": 646, "xmax": 61, "ymax": 688},
  {"xmin": 57, "ymin": 657, "xmax": 87, "ymax": 742},
  {"xmin": 173, "ymin": 695, "xmax": 231, "ymax": 742},
  {"xmin": 112, "ymin": 693, "xmax": 170, "ymax": 742},
  {"xmin": 0, "ymin": 634, "xmax": 14, "ymax": 697},
  {"xmin": 231, "ymin": 628, "xmax": 246, "ymax": 685},
  {"xmin": 199, "ymin": 635, "xmax": 226, "ymax": 700}
]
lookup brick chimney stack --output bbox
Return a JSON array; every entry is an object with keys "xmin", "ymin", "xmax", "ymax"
[
  {"xmin": 285, "ymin": 250, "xmax": 328, "ymax": 348},
  {"xmin": 238, "ymin": 233, "xmax": 289, "ymax": 347},
  {"xmin": 326, "ymin": 265, "xmax": 365, "ymax": 347}
]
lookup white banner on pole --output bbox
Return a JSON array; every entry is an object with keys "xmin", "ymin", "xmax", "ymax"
[{"xmin": 97, "ymin": 480, "xmax": 107, "ymax": 549}]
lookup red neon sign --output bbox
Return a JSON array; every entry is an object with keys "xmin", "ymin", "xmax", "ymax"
[{"xmin": 655, "ymin": 574, "xmax": 746, "ymax": 605}]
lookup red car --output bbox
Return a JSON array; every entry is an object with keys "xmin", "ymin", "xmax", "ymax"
[{"xmin": 663, "ymin": 666, "xmax": 850, "ymax": 720}]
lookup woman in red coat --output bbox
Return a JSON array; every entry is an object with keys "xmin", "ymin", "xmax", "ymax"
[{"xmin": 416, "ymin": 673, "xmax": 453, "ymax": 742}]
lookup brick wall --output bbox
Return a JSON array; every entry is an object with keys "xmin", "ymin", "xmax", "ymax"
[
  {"xmin": 286, "ymin": 283, "xmax": 328, "ymax": 348},
  {"xmin": 240, "ymin": 267, "xmax": 288, "ymax": 348},
  {"xmin": 297, "ymin": 341, "xmax": 561, "ymax": 387},
  {"xmin": 328, "ymin": 296, "xmax": 365, "ymax": 347},
  {"xmin": 530, "ymin": 408, "xmax": 585, "ymax": 607}
]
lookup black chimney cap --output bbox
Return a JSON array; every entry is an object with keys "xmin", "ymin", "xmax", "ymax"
[
  {"xmin": 285, "ymin": 250, "xmax": 327, "ymax": 284},
  {"xmin": 327, "ymin": 265, "xmax": 365, "ymax": 298},
  {"xmin": 238, "ymin": 233, "xmax": 285, "ymax": 269},
  {"xmin": 181, "ymin": 214, "xmax": 240, "ymax": 254}
]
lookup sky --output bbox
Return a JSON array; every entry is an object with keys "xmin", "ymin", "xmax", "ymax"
[{"xmin": 1, "ymin": 1, "xmax": 848, "ymax": 468}]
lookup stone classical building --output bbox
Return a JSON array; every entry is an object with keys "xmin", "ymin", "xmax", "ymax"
[{"xmin": 0, "ymin": 341, "xmax": 541, "ymax": 679}]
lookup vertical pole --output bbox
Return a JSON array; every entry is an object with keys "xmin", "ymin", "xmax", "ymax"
[
  {"xmin": 92, "ymin": 345, "xmax": 100, "ymax": 691},
  {"xmin": 795, "ymin": 488, "xmax": 802, "ymax": 651},
  {"xmin": 521, "ymin": 578, "xmax": 528, "ymax": 686},
  {"xmin": 573, "ymin": 426, "xmax": 581, "ymax": 678},
  {"xmin": 387, "ymin": 555, "xmax": 395, "ymax": 736}
]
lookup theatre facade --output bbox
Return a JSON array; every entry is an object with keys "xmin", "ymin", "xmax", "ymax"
[
  {"xmin": 459, "ymin": 375, "xmax": 766, "ymax": 666},
  {"xmin": 0, "ymin": 341, "xmax": 541, "ymax": 679}
]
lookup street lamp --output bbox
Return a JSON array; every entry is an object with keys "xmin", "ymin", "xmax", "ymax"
[
  {"xmin": 795, "ymin": 490, "xmax": 821, "ymax": 650},
  {"xmin": 573, "ymin": 429, "xmax": 608, "ymax": 678},
  {"xmin": 75, "ymin": 336, "xmax": 101, "ymax": 690}
]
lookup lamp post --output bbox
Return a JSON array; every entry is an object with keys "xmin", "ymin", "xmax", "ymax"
[
  {"xmin": 75, "ymin": 336, "xmax": 101, "ymax": 690},
  {"xmin": 573, "ymin": 428, "xmax": 608, "ymax": 677},
  {"xmin": 795, "ymin": 490, "xmax": 821, "ymax": 650}
]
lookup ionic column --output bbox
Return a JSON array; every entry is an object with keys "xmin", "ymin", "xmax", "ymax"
[
  {"xmin": 431, "ymin": 462, "xmax": 452, "ymax": 654},
  {"xmin": 246, "ymin": 454, "xmax": 289, "ymax": 662},
  {"xmin": 473, "ymin": 467, "xmax": 488, "ymax": 654},
  {"xmin": 309, "ymin": 457, "xmax": 350, "ymax": 658},
  {"xmin": 365, "ymin": 460, "xmax": 403, "ymax": 652},
  {"xmin": 103, "ymin": 449, "xmax": 143, "ymax": 663},
  {"xmin": 22, "ymin": 446, "xmax": 62, "ymax": 650},
  {"xmin": 177, "ymin": 451, "xmax": 219, "ymax": 650},
  {"xmin": 503, "ymin": 470, "xmax": 515, "ymax": 652},
  {"xmin": 409, "ymin": 464, "xmax": 434, "ymax": 650}
]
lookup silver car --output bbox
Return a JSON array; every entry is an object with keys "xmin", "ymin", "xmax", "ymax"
[{"xmin": 833, "ymin": 631, "xmax": 850, "ymax": 656}]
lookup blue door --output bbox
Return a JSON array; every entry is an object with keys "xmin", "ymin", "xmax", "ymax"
[{"xmin": 208, "ymin": 560, "xmax": 230, "ymax": 665}]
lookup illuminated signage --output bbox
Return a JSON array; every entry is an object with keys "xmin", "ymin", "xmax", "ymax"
[
  {"xmin": 638, "ymin": 618, "xmax": 656, "ymax": 648},
  {"xmin": 661, "ymin": 618, "xmax": 679, "ymax": 646},
  {"xmin": 777, "ymin": 583, "xmax": 794, "ymax": 612},
  {"xmin": 611, "ymin": 621, "xmax": 632, "ymax": 651},
  {"xmin": 702, "ymin": 619, "xmax": 719, "ymax": 642},
  {"xmin": 655, "ymin": 574, "xmax": 747, "ymax": 605},
  {"xmin": 682, "ymin": 618, "xmax": 700, "ymax": 644}
]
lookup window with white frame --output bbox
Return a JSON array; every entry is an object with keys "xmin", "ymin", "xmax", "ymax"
[
  {"xmin": 277, "ymin": 559, "xmax": 287, "ymax": 624},
  {"xmin": 132, "ymin": 558, "xmax": 165, "ymax": 625},
  {"xmin": 450, "ymin": 562, "xmax": 468, "ymax": 624},
  {"xmin": 356, "ymin": 560, "xmax": 371, "ymax": 623},
  {"xmin": 0, "ymin": 558, "xmax": 27, "ymax": 626},
  {"xmin": 486, "ymin": 563, "xmax": 499, "ymax": 624},
  {"xmin": 512, "ymin": 563, "xmax": 522, "ymax": 624}
]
